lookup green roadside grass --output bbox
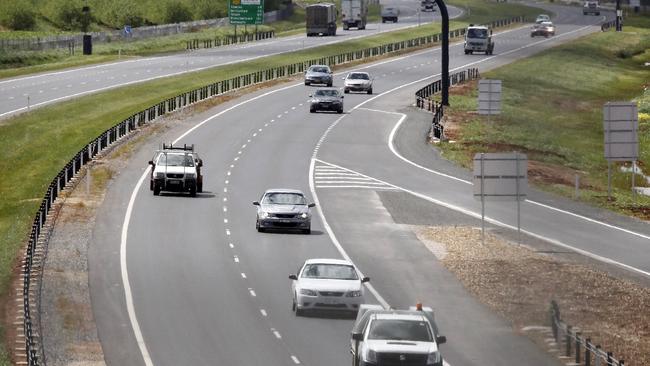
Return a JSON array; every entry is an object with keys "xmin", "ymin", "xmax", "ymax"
[
  {"xmin": 439, "ymin": 15, "xmax": 650, "ymax": 217},
  {"xmin": 0, "ymin": 1, "xmax": 542, "ymax": 361}
]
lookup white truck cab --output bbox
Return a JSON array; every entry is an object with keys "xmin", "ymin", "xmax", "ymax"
[
  {"xmin": 351, "ymin": 304, "xmax": 447, "ymax": 366},
  {"xmin": 464, "ymin": 24, "xmax": 494, "ymax": 55}
]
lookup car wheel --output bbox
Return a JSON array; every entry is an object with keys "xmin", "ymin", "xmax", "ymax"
[
  {"xmin": 344, "ymin": 88, "xmax": 349, "ymax": 94},
  {"xmin": 149, "ymin": 180, "xmax": 153, "ymax": 191},
  {"xmin": 295, "ymin": 307, "xmax": 304, "ymax": 316},
  {"xmin": 468, "ymin": 50, "xmax": 473, "ymax": 55},
  {"xmin": 310, "ymin": 107, "xmax": 316, "ymax": 113},
  {"xmin": 337, "ymin": 108, "xmax": 343, "ymax": 114},
  {"xmin": 197, "ymin": 182, "xmax": 203, "ymax": 193},
  {"xmin": 305, "ymin": 81, "xmax": 310, "ymax": 85},
  {"xmin": 382, "ymin": 19, "xmax": 386, "ymax": 23},
  {"xmin": 153, "ymin": 184, "xmax": 161, "ymax": 196},
  {"xmin": 327, "ymin": 82, "xmax": 333, "ymax": 87},
  {"xmin": 367, "ymin": 88, "xmax": 372, "ymax": 95},
  {"xmin": 189, "ymin": 186, "xmax": 197, "ymax": 197},
  {"xmin": 302, "ymin": 226, "xmax": 311, "ymax": 234},
  {"xmin": 256, "ymin": 220, "xmax": 265, "ymax": 232}
]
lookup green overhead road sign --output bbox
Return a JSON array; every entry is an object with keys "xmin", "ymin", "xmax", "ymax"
[{"xmin": 229, "ymin": 0, "xmax": 264, "ymax": 25}]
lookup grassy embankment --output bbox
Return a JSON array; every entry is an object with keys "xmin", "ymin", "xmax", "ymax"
[
  {"xmin": 0, "ymin": 1, "xmax": 542, "ymax": 363},
  {"xmin": 439, "ymin": 14, "xmax": 650, "ymax": 218}
]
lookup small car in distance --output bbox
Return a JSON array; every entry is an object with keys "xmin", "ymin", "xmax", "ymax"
[
  {"xmin": 310, "ymin": 88, "xmax": 344, "ymax": 113},
  {"xmin": 290, "ymin": 258, "xmax": 370, "ymax": 316},
  {"xmin": 254, "ymin": 189, "xmax": 315, "ymax": 234},
  {"xmin": 535, "ymin": 14, "xmax": 550, "ymax": 23},
  {"xmin": 583, "ymin": 0, "xmax": 600, "ymax": 15},
  {"xmin": 343, "ymin": 72, "xmax": 373, "ymax": 94},
  {"xmin": 304, "ymin": 64, "xmax": 333, "ymax": 86},
  {"xmin": 531, "ymin": 21, "xmax": 555, "ymax": 37}
]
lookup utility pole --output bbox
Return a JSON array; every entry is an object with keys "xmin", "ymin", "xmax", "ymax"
[{"xmin": 434, "ymin": 0, "xmax": 450, "ymax": 105}]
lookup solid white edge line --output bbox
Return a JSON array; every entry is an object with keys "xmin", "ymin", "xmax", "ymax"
[
  {"xmin": 360, "ymin": 108, "xmax": 650, "ymax": 277},
  {"xmin": 120, "ymin": 171, "xmax": 154, "ymax": 366}
]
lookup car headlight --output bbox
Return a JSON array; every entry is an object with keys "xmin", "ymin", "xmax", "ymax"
[
  {"xmin": 300, "ymin": 213, "xmax": 308, "ymax": 219},
  {"xmin": 260, "ymin": 211, "xmax": 270, "ymax": 219},
  {"xmin": 363, "ymin": 349, "xmax": 377, "ymax": 363},
  {"xmin": 155, "ymin": 172, "xmax": 165, "ymax": 179},
  {"xmin": 300, "ymin": 289, "xmax": 317, "ymax": 296},
  {"xmin": 346, "ymin": 290, "xmax": 362, "ymax": 297},
  {"xmin": 426, "ymin": 351, "xmax": 441, "ymax": 365}
]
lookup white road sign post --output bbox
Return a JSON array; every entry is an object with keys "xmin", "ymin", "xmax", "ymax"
[
  {"xmin": 473, "ymin": 152, "xmax": 528, "ymax": 244},
  {"xmin": 603, "ymin": 102, "xmax": 638, "ymax": 199},
  {"xmin": 478, "ymin": 79, "xmax": 502, "ymax": 122}
]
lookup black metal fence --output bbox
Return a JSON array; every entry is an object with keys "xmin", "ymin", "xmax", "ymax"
[
  {"xmin": 601, "ymin": 19, "xmax": 618, "ymax": 31},
  {"xmin": 186, "ymin": 31, "xmax": 275, "ymax": 50},
  {"xmin": 18, "ymin": 15, "xmax": 527, "ymax": 366},
  {"xmin": 415, "ymin": 67, "xmax": 480, "ymax": 140},
  {"xmin": 550, "ymin": 300, "xmax": 627, "ymax": 366}
]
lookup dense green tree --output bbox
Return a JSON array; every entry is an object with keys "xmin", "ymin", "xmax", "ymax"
[
  {"xmin": 0, "ymin": 1, "xmax": 36, "ymax": 30},
  {"xmin": 163, "ymin": 0, "xmax": 193, "ymax": 23}
]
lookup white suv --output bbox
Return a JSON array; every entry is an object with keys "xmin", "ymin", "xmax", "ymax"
[{"xmin": 148, "ymin": 144, "xmax": 203, "ymax": 197}]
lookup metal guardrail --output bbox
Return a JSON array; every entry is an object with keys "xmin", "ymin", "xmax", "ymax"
[
  {"xmin": 550, "ymin": 300, "xmax": 627, "ymax": 366},
  {"xmin": 601, "ymin": 19, "xmax": 618, "ymax": 31},
  {"xmin": 415, "ymin": 67, "xmax": 480, "ymax": 140},
  {"xmin": 18, "ymin": 15, "xmax": 527, "ymax": 366},
  {"xmin": 186, "ymin": 31, "xmax": 275, "ymax": 50}
]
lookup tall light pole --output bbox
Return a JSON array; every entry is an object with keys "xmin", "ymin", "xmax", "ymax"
[
  {"xmin": 434, "ymin": 0, "xmax": 450, "ymax": 105},
  {"xmin": 615, "ymin": 0, "xmax": 622, "ymax": 31}
]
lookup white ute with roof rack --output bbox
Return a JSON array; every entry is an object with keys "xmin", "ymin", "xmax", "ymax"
[
  {"xmin": 148, "ymin": 143, "xmax": 203, "ymax": 197},
  {"xmin": 350, "ymin": 304, "xmax": 447, "ymax": 366}
]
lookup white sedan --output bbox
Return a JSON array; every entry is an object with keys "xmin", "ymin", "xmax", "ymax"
[
  {"xmin": 343, "ymin": 71, "xmax": 373, "ymax": 94},
  {"xmin": 289, "ymin": 258, "xmax": 369, "ymax": 316}
]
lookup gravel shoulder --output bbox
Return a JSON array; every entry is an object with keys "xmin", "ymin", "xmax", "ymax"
[{"xmin": 414, "ymin": 225, "xmax": 650, "ymax": 366}]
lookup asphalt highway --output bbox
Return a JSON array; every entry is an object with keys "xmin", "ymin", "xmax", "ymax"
[
  {"xmin": 87, "ymin": 4, "xmax": 646, "ymax": 366},
  {"xmin": 0, "ymin": 4, "xmax": 462, "ymax": 120}
]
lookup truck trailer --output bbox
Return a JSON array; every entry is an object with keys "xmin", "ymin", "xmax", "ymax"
[
  {"xmin": 341, "ymin": 0, "xmax": 368, "ymax": 30},
  {"xmin": 306, "ymin": 3, "xmax": 338, "ymax": 36}
]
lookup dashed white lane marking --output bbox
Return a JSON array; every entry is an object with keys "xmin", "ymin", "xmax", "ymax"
[
  {"xmin": 260, "ymin": 309, "xmax": 267, "ymax": 317},
  {"xmin": 247, "ymin": 139, "xmax": 251, "ymax": 143},
  {"xmin": 229, "ymin": 243, "xmax": 234, "ymax": 249},
  {"xmin": 224, "ymin": 187, "xmax": 228, "ymax": 192},
  {"xmin": 223, "ymin": 207, "xmax": 228, "ymax": 212},
  {"xmin": 248, "ymin": 288, "xmax": 256, "ymax": 297},
  {"xmin": 223, "ymin": 197, "xmax": 228, "ymax": 202},
  {"xmin": 270, "ymin": 119, "xmax": 275, "ymax": 122},
  {"xmin": 237, "ymin": 151, "xmax": 242, "ymax": 155},
  {"xmin": 230, "ymin": 164, "xmax": 235, "ymax": 168},
  {"xmin": 291, "ymin": 106, "xmax": 296, "ymax": 110},
  {"xmin": 227, "ymin": 171, "xmax": 231, "ymax": 176},
  {"xmin": 291, "ymin": 355, "xmax": 300, "ymax": 364},
  {"xmin": 226, "ymin": 229, "xmax": 231, "ymax": 236},
  {"xmin": 298, "ymin": 104, "xmax": 303, "ymax": 107},
  {"xmin": 242, "ymin": 144, "xmax": 247, "ymax": 148},
  {"xmin": 258, "ymin": 128, "xmax": 263, "ymax": 132},
  {"xmin": 234, "ymin": 156, "xmax": 239, "ymax": 161},
  {"xmin": 272, "ymin": 329, "xmax": 282, "ymax": 339},
  {"xmin": 284, "ymin": 110, "xmax": 289, "ymax": 114},
  {"xmin": 8, "ymin": 97, "xmax": 14, "ymax": 100},
  {"xmin": 241, "ymin": 273, "xmax": 247, "ymax": 279},
  {"xmin": 264, "ymin": 123, "xmax": 268, "ymax": 127},
  {"xmin": 225, "ymin": 180, "xmax": 229, "ymax": 184},
  {"xmin": 253, "ymin": 132, "xmax": 258, "ymax": 137},
  {"xmin": 234, "ymin": 255, "xmax": 240, "ymax": 263},
  {"xmin": 224, "ymin": 219, "xmax": 228, "ymax": 223},
  {"xmin": 277, "ymin": 114, "xmax": 282, "ymax": 118}
]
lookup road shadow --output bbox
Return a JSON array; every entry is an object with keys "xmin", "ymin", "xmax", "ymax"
[{"xmin": 261, "ymin": 229, "xmax": 324, "ymax": 236}]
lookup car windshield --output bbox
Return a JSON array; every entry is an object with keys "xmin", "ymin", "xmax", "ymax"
[
  {"xmin": 262, "ymin": 192, "xmax": 306, "ymax": 205},
  {"xmin": 467, "ymin": 28, "xmax": 488, "ymax": 39},
  {"xmin": 368, "ymin": 319, "xmax": 433, "ymax": 341},
  {"xmin": 349, "ymin": 73, "xmax": 369, "ymax": 80},
  {"xmin": 157, "ymin": 153, "xmax": 194, "ymax": 167},
  {"xmin": 315, "ymin": 89, "xmax": 338, "ymax": 97},
  {"xmin": 301, "ymin": 264, "xmax": 359, "ymax": 280},
  {"xmin": 310, "ymin": 66, "xmax": 329, "ymax": 73}
]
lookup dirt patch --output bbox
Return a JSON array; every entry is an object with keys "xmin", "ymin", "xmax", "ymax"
[{"xmin": 417, "ymin": 226, "xmax": 650, "ymax": 365}]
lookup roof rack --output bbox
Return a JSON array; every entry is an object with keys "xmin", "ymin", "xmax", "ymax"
[{"xmin": 162, "ymin": 143, "xmax": 194, "ymax": 151}]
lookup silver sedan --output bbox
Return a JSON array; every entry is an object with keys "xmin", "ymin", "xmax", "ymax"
[
  {"xmin": 289, "ymin": 258, "xmax": 370, "ymax": 316},
  {"xmin": 254, "ymin": 189, "xmax": 315, "ymax": 234},
  {"xmin": 343, "ymin": 71, "xmax": 373, "ymax": 94}
]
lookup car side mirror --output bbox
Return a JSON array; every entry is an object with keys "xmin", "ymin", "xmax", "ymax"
[
  {"xmin": 308, "ymin": 203, "xmax": 316, "ymax": 208},
  {"xmin": 352, "ymin": 332, "xmax": 363, "ymax": 341},
  {"xmin": 361, "ymin": 276, "xmax": 370, "ymax": 283},
  {"xmin": 436, "ymin": 335, "xmax": 447, "ymax": 345},
  {"xmin": 148, "ymin": 160, "xmax": 153, "ymax": 165},
  {"xmin": 253, "ymin": 201, "xmax": 260, "ymax": 206},
  {"xmin": 289, "ymin": 274, "xmax": 298, "ymax": 280},
  {"xmin": 309, "ymin": 94, "xmax": 313, "ymax": 98}
]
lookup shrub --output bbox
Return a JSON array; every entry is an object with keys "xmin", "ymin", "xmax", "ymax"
[
  {"xmin": 0, "ymin": 2, "xmax": 36, "ymax": 31},
  {"xmin": 163, "ymin": 1, "xmax": 193, "ymax": 23},
  {"xmin": 44, "ymin": 0, "xmax": 87, "ymax": 31}
]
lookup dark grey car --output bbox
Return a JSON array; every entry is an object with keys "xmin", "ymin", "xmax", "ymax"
[
  {"xmin": 310, "ymin": 88, "xmax": 344, "ymax": 113},
  {"xmin": 304, "ymin": 65, "xmax": 333, "ymax": 86},
  {"xmin": 254, "ymin": 189, "xmax": 316, "ymax": 234}
]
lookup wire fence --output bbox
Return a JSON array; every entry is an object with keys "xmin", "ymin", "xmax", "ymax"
[
  {"xmin": 550, "ymin": 300, "xmax": 627, "ymax": 366},
  {"xmin": 415, "ymin": 67, "xmax": 480, "ymax": 140},
  {"xmin": 17, "ymin": 15, "xmax": 528, "ymax": 366}
]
